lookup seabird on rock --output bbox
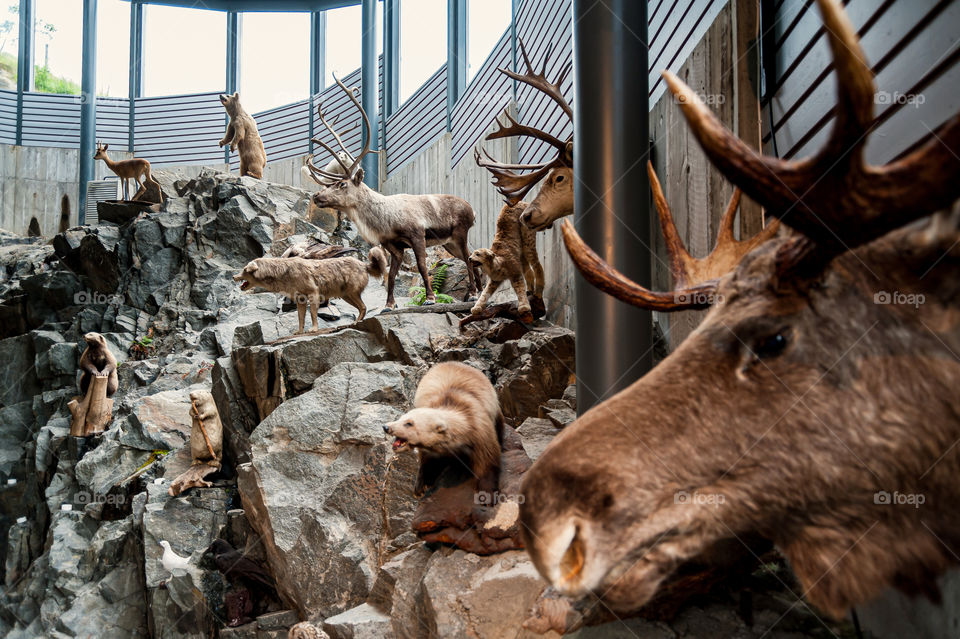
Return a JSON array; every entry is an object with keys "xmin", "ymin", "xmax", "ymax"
[{"xmin": 158, "ymin": 540, "xmax": 200, "ymax": 580}]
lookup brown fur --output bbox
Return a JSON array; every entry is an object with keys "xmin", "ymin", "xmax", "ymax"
[
  {"xmin": 384, "ymin": 362, "xmax": 503, "ymax": 497},
  {"xmin": 469, "ymin": 202, "xmax": 544, "ymax": 314},
  {"xmin": 219, "ymin": 93, "xmax": 267, "ymax": 179},
  {"xmin": 94, "ymin": 142, "xmax": 152, "ymax": 201},
  {"xmin": 78, "ymin": 332, "xmax": 118, "ymax": 397},
  {"xmin": 520, "ymin": 167, "xmax": 573, "ymax": 232},
  {"xmin": 233, "ymin": 248, "xmax": 387, "ymax": 334}
]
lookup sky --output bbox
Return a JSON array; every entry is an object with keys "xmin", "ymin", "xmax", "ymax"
[{"xmin": 0, "ymin": 0, "xmax": 512, "ymax": 114}]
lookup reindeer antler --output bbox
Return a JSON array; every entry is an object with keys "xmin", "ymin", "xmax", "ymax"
[
  {"xmin": 662, "ymin": 0, "xmax": 960, "ymax": 259},
  {"xmin": 562, "ymin": 162, "xmax": 780, "ymax": 310},
  {"xmin": 476, "ymin": 39, "xmax": 574, "ymax": 205},
  {"xmin": 306, "ymin": 75, "xmax": 378, "ymax": 183}
]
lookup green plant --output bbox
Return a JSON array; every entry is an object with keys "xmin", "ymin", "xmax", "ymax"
[
  {"xmin": 405, "ymin": 263, "xmax": 453, "ymax": 306},
  {"xmin": 128, "ymin": 328, "xmax": 157, "ymax": 360},
  {"xmin": 33, "ymin": 64, "xmax": 79, "ymax": 95}
]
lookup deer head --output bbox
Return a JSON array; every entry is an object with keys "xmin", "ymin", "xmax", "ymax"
[
  {"xmin": 520, "ymin": 0, "xmax": 960, "ymax": 618},
  {"xmin": 306, "ymin": 76, "xmax": 378, "ymax": 209},
  {"xmin": 93, "ymin": 142, "xmax": 108, "ymax": 160},
  {"xmin": 476, "ymin": 40, "xmax": 574, "ymax": 231}
]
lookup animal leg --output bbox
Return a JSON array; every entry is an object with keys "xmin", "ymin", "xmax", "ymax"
[
  {"xmin": 384, "ymin": 244, "xmax": 404, "ymax": 310},
  {"xmin": 410, "ymin": 236, "xmax": 434, "ymax": 304},
  {"xmin": 471, "ymin": 279, "xmax": 501, "ymax": 315},
  {"xmin": 511, "ymin": 277, "xmax": 531, "ymax": 313},
  {"xmin": 296, "ymin": 301, "xmax": 307, "ymax": 334},
  {"xmin": 309, "ymin": 296, "xmax": 320, "ymax": 332},
  {"xmin": 346, "ymin": 293, "xmax": 366, "ymax": 322}
]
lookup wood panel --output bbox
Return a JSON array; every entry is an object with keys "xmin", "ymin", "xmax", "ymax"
[
  {"xmin": 0, "ymin": 90, "xmax": 17, "ymax": 145},
  {"xmin": 134, "ymin": 91, "xmax": 225, "ymax": 166},
  {"xmin": 384, "ymin": 66, "xmax": 447, "ymax": 175}
]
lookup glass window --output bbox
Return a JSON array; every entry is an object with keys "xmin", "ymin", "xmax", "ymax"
[
  {"xmin": 399, "ymin": 0, "xmax": 446, "ymax": 103},
  {"xmin": 95, "ymin": 0, "xmax": 130, "ymax": 97},
  {"xmin": 324, "ymin": 2, "xmax": 382, "ymax": 89},
  {"xmin": 467, "ymin": 0, "xmax": 510, "ymax": 83},
  {"xmin": 33, "ymin": 0, "xmax": 81, "ymax": 94},
  {"xmin": 0, "ymin": 3, "xmax": 18, "ymax": 89},
  {"xmin": 143, "ymin": 5, "xmax": 225, "ymax": 96},
  {"xmin": 239, "ymin": 12, "xmax": 310, "ymax": 113}
]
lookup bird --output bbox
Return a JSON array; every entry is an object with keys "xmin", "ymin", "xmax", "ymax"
[
  {"xmin": 206, "ymin": 539, "xmax": 275, "ymax": 590},
  {"xmin": 289, "ymin": 621, "xmax": 329, "ymax": 639},
  {"xmin": 158, "ymin": 540, "xmax": 201, "ymax": 581}
]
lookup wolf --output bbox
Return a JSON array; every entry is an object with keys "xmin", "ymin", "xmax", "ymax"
[{"xmin": 234, "ymin": 248, "xmax": 387, "ymax": 334}]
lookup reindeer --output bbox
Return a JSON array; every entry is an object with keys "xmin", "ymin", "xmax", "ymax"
[
  {"xmin": 93, "ymin": 142, "xmax": 152, "ymax": 201},
  {"xmin": 476, "ymin": 41, "xmax": 574, "ymax": 232},
  {"xmin": 519, "ymin": 0, "xmax": 960, "ymax": 619},
  {"xmin": 305, "ymin": 76, "xmax": 480, "ymax": 309}
]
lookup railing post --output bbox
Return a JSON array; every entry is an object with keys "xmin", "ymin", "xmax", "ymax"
[
  {"xmin": 78, "ymin": 0, "xmax": 97, "ymax": 225},
  {"xmin": 128, "ymin": 1, "xmax": 142, "ymax": 153},
  {"xmin": 15, "ymin": 0, "xmax": 33, "ymax": 146},
  {"xmin": 571, "ymin": 0, "xmax": 651, "ymax": 413},
  {"xmin": 445, "ymin": 0, "xmax": 466, "ymax": 130},
  {"xmin": 383, "ymin": 0, "xmax": 399, "ymax": 120},
  {"xmin": 309, "ymin": 10, "xmax": 322, "ymax": 154},
  {"xmin": 225, "ymin": 10, "xmax": 239, "ymax": 165},
  {"xmin": 360, "ymin": 0, "xmax": 379, "ymax": 187}
]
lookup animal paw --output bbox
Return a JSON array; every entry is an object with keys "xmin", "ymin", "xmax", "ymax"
[{"xmin": 471, "ymin": 304, "xmax": 484, "ymax": 315}]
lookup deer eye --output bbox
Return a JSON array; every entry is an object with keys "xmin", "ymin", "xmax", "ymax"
[
  {"xmin": 755, "ymin": 332, "xmax": 789, "ymax": 360},
  {"xmin": 555, "ymin": 174, "xmax": 565, "ymax": 184}
]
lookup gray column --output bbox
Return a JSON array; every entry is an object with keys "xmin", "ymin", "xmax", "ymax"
[
  {"xmin": 15, "ymin": 0, "xmax": 34, "ymax": 145},
  {"xmin": 225, "ymin": 11, "xmax": 239, "ymax": 164},
  {"xmin": 360, "ymin": 0, "xmax": 379, "ymax": 187},
  {"xmin": 446, "ymin": 0, "xmax": 466, "ymax": 129},
  {"xmin": 572, "ymin": 0, "xmax": 651, "ymax": 413},
  {"xmin": 78, "ymin": 0, "xmax": 97, "ymax": 223},
  {"xmin": 382, "ymin": 0, "xmax": 399, "ymax": 119},
  {"xmin": 128, "ymin": 1, "xmax": 142, "ymax": 152}
]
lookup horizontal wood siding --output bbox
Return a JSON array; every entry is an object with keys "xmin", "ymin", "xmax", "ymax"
[
  {"xmin": 96, "ymin": 97, "xmax": 131, "ymax": 149},
  {"xmin": 449, "ymin": 29, "xmax": 513, "ymax": 167},
  {"xmin": 762, "ymin": 0, "xmax": 960, "ymax": 165},
  {"xmin": 249, "ymin": 99, "xmax": 311, "ymax": 166},
  {"xmin": 306, "ymin": 67, "xmax": 366, "ymax": 172},
  {"xmin": 385, "ymin": 66, "xmax": 447, "ymax": 176},
  {"xmin": 648, "ymin": 0, "xmax": 728, "ymax": 105},
  {"xmin": 0, "ymin": 90, "xmax": 15, "ymax": 145},
  {"xmin": 134, "ymin": 91, "xmax": 225, "ymax": 166}
]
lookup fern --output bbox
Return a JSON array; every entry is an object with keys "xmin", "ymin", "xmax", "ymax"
[
  {"xmin": 431, "ymin": 264, "xmax": 448, "ymax": 294},
  {"xmin": 406, "ymin": 287, "xmax": 454, "ymax": 306}
]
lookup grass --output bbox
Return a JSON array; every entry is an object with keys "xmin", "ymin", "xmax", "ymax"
[{"xmin": 0, "ymin": 54, "xmax": 82, "ymax": 95}]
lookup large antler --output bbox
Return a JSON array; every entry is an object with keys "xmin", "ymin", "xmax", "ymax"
[
  {"xmin": 476, "ymin": 39, "xmax": 574, "ymax": 205},
  {"xmin": 662, "ymin": 0, "xmax": 960, "ymax": 257},
  {"xmin": 562, "ymin": 162, "xmax": 779, "ymax": 311},
  {"xmin": 306, "ymin": 74, "xmax": 378, "ymax": 183}
]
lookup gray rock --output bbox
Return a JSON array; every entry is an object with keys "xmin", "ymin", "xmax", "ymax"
[
  {"xmin": 517, "ymin": 418, "xmax": 561, "ymax": 462},
  {"xmin": 257, "ymin": 609, "xmax": 300, "ymax": 630},
  {"xmin": 324, "ymin": 603, "xmax": 393, "ymax": 639}
]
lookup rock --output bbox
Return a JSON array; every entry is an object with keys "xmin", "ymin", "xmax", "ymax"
[
  {"xmin": 324, "ymin": 603, "xmax": 393, "ymax": 639},
  {"xmin": 121, "ymin": 387, "xmax": 195, "ymax": 451},
  {"xmin": 496, "ymin": 326, "xmax": 576, "ymax": 425},
  {"xmin": 0, "ymin": 335, "xmax": 40, "ymax": 406},
  {"xmin": 238, "ymin": 361, "xmax": 418, "ymax": 618},
  {"xmin": 517, "ymin": 418, "xmax": 560, "ymax": 462},
  {"xmin": 257, "ymin": 609, "xmax": 299, "ymax": 630},
  {"xmin": 540, "ymin": 399, "xmax": 577, "ymax": 429},
  {"xmin": 356, "ymin": 313, "xmax": 461, "ymax": 365}
]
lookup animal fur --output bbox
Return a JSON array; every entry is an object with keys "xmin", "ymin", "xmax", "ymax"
[
  {"xmin": 189, "ymin": 390, "xmax": 223, "ymax": 464},
  {"xmin": 94, "ymin": 142, "xmax": 152, "ymax": 201},
  {"xmin": 384, "ymin": 362, "xmax": 503, "ymax": 497},
  {"xmin": 233, "ymin": 249, "xmax": 387, "ymax": 333},
  {"xmin": 78, "ymin": 332, "xmax": 118, "ymax": 397},
  {"xmin": 219, "ymin": 93, "xmax": 267, "ymax": 179},
  {"xmin": 469, "ymin": 201, "xmax": 544, "ymax": 315},
  {"xmin": 280, "ymin": 240, "xmax": 357, "ymax": 261}
]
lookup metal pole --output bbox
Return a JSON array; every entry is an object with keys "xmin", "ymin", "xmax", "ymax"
[
  {"xmin": 15, "ymin": 0, "xmax": 33, "ymax": 145},
  {"xmin": 225, "ymin": 11, "xmax": 239, "ymax": 164},
  {"xmin": 572, "ymin": 0, "xmax": 651, "ymax": 413},
  {"xmin": 309, "ymin": 10, "xmax": 321, "ymax": 154},
  {"xmin": 128, "ymin": 1, "xmax": 142, "ymax": 153},
  {"xmin": 360, "ymin": 0, "xmax": 379, "ymax": 187},
  {"xmin": 78, "ymin": 0, "xmax": 97, "ymax": 224},
  {"xmin": 510, "ymin": 0, "xmax": 518, "ymax": 102},
  {"xmin": 383, "ymin": 0, "xmax": 399, "ymax": 119},
  {"xmin": 446, "ymin": 0, "xmax": 466, "ymax": 130}
]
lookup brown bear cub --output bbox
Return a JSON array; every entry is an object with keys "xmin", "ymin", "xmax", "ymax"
[
  {"xmin": 384, "ymin": 362, "xmax": 504, "ymax": 497},
  {"xmin": 233, "ymin": 248, "xmax": 388, "ymax": 334},
  {"xmin": 78, "ymin": 332, "xmax": 119, "ymax": 397},
  {"xmin": 469, "ymin": 201, "xmax": 544, "ymax": 317},
  {"xmin": 218, "ymin": 92, "xmax": 267, "ymax": 179}
]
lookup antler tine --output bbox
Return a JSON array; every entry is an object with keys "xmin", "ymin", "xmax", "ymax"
[
  {"xmin": 647, "ymin": 162, "xmax": 695, "ymax": 288},
  {"xmin": 305, "ymin": 155, "xmax": 349, "ymax": 183},
  {"xmin": 332, "ymin": 73, "xmax": 375, "ymax": 178},
  {"xmin": 475, "ymin": 145, "xmax": 557, "ymax": 172},
  {"xmin": 310, "ymin": 136, "xmax": 352, "ymax": 175},
  {"xmin": 486, "ymin": 112, "xmax": 568, "ymax": 155},
  {"xmin": 474, "ymin": 147, "xmax": 555, "ymax": 205},
  {"xmin": 500, "ymin": 39, "xmax": 573, "ymax": 121},
  {"xmin": 316, "ymin": 101, "xmax": 355, "ymax": 164},
  {"xmin": 561, "ymin": 220, "xmax": 717, "ymax": 311}
]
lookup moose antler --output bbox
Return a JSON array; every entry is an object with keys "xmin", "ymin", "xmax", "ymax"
[
  {"xmin": 561, "ymin": 162, "xmax": 779, "ymax": 311},
  {"xmin": 306, "ymin": 75, "xmax": 378, "ymax": 183},
  {"xmin": 476, "ymin": 39, "xmax": 574, "ymax": 205},
  {"xmin": 661, "ymin": 0, "xmax": 960, "ymax": 258}
]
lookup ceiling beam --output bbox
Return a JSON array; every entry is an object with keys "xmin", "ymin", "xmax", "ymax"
[{"xmin": 128, "ymin": 0, "xmax": 359, "ymax": 12}]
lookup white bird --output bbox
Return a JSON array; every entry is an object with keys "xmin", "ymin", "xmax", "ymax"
[{"xmin": 158, "ymin": 540, "xmax": 198, "ymax": 578}]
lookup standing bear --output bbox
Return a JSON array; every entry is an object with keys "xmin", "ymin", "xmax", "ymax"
[{"xmin": 218, "ymin": 92, "xmax": 267, "ymax": 179}]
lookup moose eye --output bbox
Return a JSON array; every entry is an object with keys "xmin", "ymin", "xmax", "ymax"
[{"xmin": 755, "ymin": 332, "xmax": 789, "ymax": 360}]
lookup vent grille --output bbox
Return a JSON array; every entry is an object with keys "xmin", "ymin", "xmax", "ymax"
[{"xmin": 85, "ymin": 179, "xmax": 120, "ymax": 226}]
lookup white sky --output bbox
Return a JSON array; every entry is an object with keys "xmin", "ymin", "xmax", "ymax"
[{"xmin": 0, "ymin": 0, "xmax": 512, "ymax": 114}]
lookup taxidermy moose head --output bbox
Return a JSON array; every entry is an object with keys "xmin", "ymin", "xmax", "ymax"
[
  {"xmin": 476, "ymin": 41, "xmax": 573, "ymax": 232},
  {"xmin": 519, "ymin": 0, "xmax": 960, "ymax": 619}
]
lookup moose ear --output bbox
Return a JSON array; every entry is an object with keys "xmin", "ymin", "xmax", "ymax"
[{"xmin": 352, "ymin": 168, "xmax": 365, "ymax": 186}]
